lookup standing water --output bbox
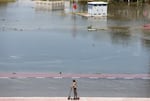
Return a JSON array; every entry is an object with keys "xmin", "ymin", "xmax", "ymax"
[{"xmin": 0, "ymin": 0, "xmax": 150, "ymax": 74}]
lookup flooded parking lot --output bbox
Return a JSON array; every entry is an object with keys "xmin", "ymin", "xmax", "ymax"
[{"xmin": 0, "ymin": 0, "xmax": 150, "ymax": 74}]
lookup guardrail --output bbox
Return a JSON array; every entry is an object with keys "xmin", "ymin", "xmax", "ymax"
[{"xmin": 0, "ymin": 73, "xmax": 150, "ymax": 79}]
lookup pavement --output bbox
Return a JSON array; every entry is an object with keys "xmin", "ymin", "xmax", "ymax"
[
  {"xmin": 0, "ymin": 97, "xmax": 150, "ymax": 101},
  {"xmin": 0, "ymin": 73, "xmax": 150, "ymax": 100},
  {"xmin": 0, "ymin": 78, "xmax": 150, "ymax": 97}
]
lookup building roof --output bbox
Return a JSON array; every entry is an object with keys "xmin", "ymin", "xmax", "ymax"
[{"xmin": 88, "ymin": 2, "xmax": 108, "ymax": 5}]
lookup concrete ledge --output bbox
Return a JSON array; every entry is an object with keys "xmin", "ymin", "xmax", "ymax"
[{"xmin": 0, "ymin": 97, "xmax": 150, "ymax": 101}]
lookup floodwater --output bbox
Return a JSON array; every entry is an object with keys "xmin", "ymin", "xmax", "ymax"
[{"xmin": 0, "ymin": 0, "xmax": 150, "ymax": 74}]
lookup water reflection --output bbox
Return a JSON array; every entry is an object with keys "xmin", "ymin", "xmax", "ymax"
[
  {"xmin": 109, "ymin": 27, "xmax": 131, "ymax": 46},
  {"xmin": 108, "ymin": 3, "xmax": 144, "ymax": 20},
  {"xmin": 142, "ymin": 37, "xmax": 150, "ymax": 51},
  {"xmin": 142, "ymin": 38, "xmax": 150, "ymax": 74},
  {"xmin": 71, "ymin": 15, "xmax": 77, "ymax": 38}
]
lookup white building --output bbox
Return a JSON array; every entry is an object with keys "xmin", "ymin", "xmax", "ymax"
[{"xmin": 88, "ymin": 2, "xmax": 108, "ymax": 16}]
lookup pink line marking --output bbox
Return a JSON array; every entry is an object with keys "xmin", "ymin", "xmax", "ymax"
[{"xmin": 0, "ymin": 73, "xmax": 150, "ymax": 79}]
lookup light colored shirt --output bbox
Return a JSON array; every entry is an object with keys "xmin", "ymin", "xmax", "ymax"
[{"xmin": 72, "ymin": 82, "xmax": 77, "ymax": 88}]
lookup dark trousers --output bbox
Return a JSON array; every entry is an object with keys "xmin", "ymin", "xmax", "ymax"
[{"xmin": 73, "ymin": 88, "xmax": 77, "ymax": 98}]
